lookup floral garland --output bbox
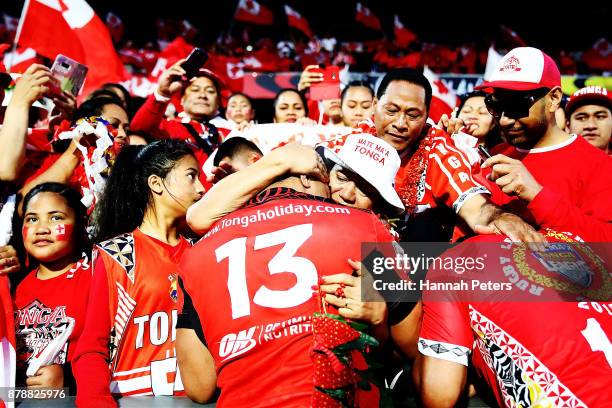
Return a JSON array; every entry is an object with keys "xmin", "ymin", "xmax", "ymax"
[
  {"xmin": 54, "ymin": 116, "xmax": 119, "ymax": 214},
  {"xmin": 311, "ymin": 288, "xmax": 391, "ymax": 407},
  {"xmin": 394, "ymin": 127, "xmax": 435, "ymax": 215}
]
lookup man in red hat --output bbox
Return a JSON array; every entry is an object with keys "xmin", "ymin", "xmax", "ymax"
[
  {"xmin": 566, "ymin": 85, "xmax": 611, "ymax": 154},
  {"xmin": 475, "ymin": 47, "xmax": 612, "ymax": 241},
  {"xmin": 130, "ymin": 60, "xmax": 232, "ymax": 188}
]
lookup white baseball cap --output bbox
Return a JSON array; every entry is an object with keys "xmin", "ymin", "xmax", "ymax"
[
  {"xmin": 476, "ymin": 47, "xmax": 561, "ymax": 92},
  {"xmin": 317, "ymin": 133, "xmax": 404, "ymax": 214}
]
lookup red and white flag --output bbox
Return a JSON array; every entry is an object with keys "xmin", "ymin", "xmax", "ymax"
[
  {"xmin": 355, "ymin": 3, "xmax": 381, "ymax": 31},
  {"xmin": 235, "ymin": 0, "xmax": 274, "ymax": 26},
  {"xmin": 284, "ymin": 5, "xmax": 312, "ymax": 38},
  {"xmin": 423, "ymin": 67, "xmax": 459, "ymax": 123},
  {"xmin": 105, "ymin": 11, "xmax": 124, "ymax": 43},
  {"xmin": 2, "ymin": 46, "xmax": 39, "ymax": 73},
  {"xmin": 16, "ymin": 0, "xmax": 127, "ymax": 96},
  {"xmin": 393, "ymin": 15, "xmax": 417, "ymax": 47},
  {"xmin": 148, "ymin": 36, "xmax": 194, "ymax": 81}
]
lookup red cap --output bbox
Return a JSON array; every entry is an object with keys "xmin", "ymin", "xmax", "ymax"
[
  {"xmin": 476, "ymin": 47, "xmax": 561, "ymax": 92},
  {"xmin": 565, "ymin": 86, "xmax": 612, "ymax": 116}
]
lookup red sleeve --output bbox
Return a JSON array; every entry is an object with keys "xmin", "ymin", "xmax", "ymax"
[
  {"xmin": 528, "ymin": 187, "xmax": 612, "ymax": 242},
  {"xmin": 418, "ymin": 301, "xmax": 471, "ymax": 366},
  {"xmin": 130, "ymin": 94, "xmax": 171, "ymax": 140},
  {"xmin": 23, "ymin": 154, "xmax": 60, "ymax": 185},
  {"xmin": 72, "ymin": 257, "xmax": 116, "ymax": 408}
]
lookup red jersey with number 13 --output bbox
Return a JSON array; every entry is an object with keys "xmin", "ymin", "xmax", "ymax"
[{"xmin": 179, "ymin": 188, "xmax": 395, "ymax": 407}]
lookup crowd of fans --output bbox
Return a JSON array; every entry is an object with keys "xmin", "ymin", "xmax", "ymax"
[
  {"xmin": 109, "ymin": 18, "xmax": 612, "ymax": 76},
  {"xmin": 0, "ymin": 14, "xmax": 611, "ymax": 407}
]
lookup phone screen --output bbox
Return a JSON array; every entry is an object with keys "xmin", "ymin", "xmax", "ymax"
[
  {"xmin": 310, "ymin": 66, "xmax": 341, "ymax": 100},
  {"xmin": 50, "ymin": 55, "xmax": 88, "ymax": 96}
]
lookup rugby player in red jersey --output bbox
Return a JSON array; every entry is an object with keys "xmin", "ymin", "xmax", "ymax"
[
  {"xmin": 178, "ymin": 137, "xmax": 414, "ymax": 406},
  {"xmin": 415, "ymin": 231, "xmax": 612, "ymax": 407}
]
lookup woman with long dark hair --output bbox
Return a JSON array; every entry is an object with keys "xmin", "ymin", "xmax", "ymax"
[
  {"xmin": 13, "ymin": 182, "xmax": 91, "ymax": 395},
  {"xmin": 72, "ymin": 139, "xmax": 204, "ymax": 407}
]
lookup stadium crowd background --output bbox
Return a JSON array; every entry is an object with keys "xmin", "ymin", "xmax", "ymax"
[{"xmin": 0, "ymin": 1, "xmax": 611, "ymax": 407}]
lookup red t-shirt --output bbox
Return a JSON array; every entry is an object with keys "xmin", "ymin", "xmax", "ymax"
[
  {"xmin": 13, "ymin": 257, "xmax": 92, "ymax": 383},
  {"xmin": 418, "ymin": 233, "xmax": 612, "ymax": 408},
  {"xmin": 488, "ymin": 135, "xmax": 612, "ymax": 241},
  {"xmin": 179, "ymin": 188, "xmax": 395, "ymax": 408}
]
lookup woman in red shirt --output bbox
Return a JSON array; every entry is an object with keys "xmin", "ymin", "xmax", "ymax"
[
  {"xmin": 13, "ymin": 182, "xmax": 91, "ymax": 395},
  {"xmin": 73, "ymin": 139, "xmax": 204, "ymax": 407}
]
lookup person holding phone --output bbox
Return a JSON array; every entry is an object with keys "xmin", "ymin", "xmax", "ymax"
[
  {"xmin": 130, "ymin": 57, "xmax": 232, "ymax": 188},
  {"xmin": 298, "ymin": 65, "xmax": 343, "ymax": 126}
]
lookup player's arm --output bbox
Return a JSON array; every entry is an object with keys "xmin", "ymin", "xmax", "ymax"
[
  {"xmin": 428, "ymin": 135, "xmax": 543, "ymax": 242},
  {"xmin": 458, "ymin": 194, "xmax": 544, "ymax": 242},
  {"xmin": 413, "ymin": 352, "xmax": 467, "ymax": 408},
  {"xmin": 186, "ymin": 144, "xmax": 328, "ymax": 234},
  {"xmin": 415, "ymin": 293, "xmax": 471, "ymax": 407},
  {"xmin": 390, "ymin": 301, "xmax": 422, "ymax": 360},
  {"xmin": 176, "ymin": 328, "xmax": 217, "ymax": 403},
  {"xmin": 176, "ymin": 279, "xmax": 217, "ymax": 403}
]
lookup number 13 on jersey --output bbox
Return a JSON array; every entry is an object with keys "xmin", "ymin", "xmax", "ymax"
[{"xmin": 215, "ymin": 224, "xmax": 318, "ymax": 319}]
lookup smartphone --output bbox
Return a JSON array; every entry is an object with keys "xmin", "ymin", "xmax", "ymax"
[
  {"xmin": 310, "ymin": 65, "xmax": 341, "ymax": 100},
  {"xmin": 478, "ymin": 145, "xmax": 492, "ymax": 161},
  {"xmin": 50, "ymin": 54, "xmax": 88, "ymax": 96},
  {"xmin": 181, "ymin": 48, "xmax": 209, "ymax": 79}
]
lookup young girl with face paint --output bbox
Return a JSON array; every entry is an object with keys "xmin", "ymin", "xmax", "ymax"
[
  {"xmin": 72, "ymin": 139, "xmax": 205, "ymax": 407},
  {"xmin": 13, "ymin": 182, "xmax": 91, "ymax": 393}
]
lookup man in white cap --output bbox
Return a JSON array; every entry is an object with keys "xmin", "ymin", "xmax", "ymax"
[
  {"xmin": 565, "ymin": 85, "xmax": 611, "ymax": 154},
  {"xmin": 476, "ymin": 47, "xmax": 612, "ymax": 241}
]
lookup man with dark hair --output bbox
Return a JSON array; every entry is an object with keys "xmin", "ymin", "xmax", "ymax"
[
  {"xmin": 566, "ymin": 86, "xmax": 611, "ymax": 154},
  {"xmin": 212, "ymin": 136, "xmax": 263, "ymax": 170},
  {"xmin": 474, "ymin": 47, "xmax": 612, "ymax": 241},
  {"xmin": 326, "ymin": 68, "xmax": 541, "ymax": 242},
  {"xmin": 179, "ymin": 165, "xmax": 397, "ymax": 406},
  {"xmin": 130, "ymin": 61, "xmax": 232, "ymax": 187}
]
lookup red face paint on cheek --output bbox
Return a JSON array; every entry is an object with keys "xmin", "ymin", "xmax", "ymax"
[
  {"xmin": 53, "ymin": 224, "xmax": 74, "ymax": 241},
  {"xmin": 22, "ymin": 226, "xmax": 29, "ymax": 239}
]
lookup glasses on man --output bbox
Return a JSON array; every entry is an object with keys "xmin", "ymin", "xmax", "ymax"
[{"xmin": 484, "ymin": 88, "xmax": 550, "ymax": 120}]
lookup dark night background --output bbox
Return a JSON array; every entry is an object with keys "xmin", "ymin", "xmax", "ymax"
[{"xmin": 2, "ymin": 0, "xmax": 610, "ymax": 54}]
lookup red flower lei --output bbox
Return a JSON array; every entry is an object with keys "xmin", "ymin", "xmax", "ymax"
[{"xmin": 395, "ymin": 127, "xmax": 435, "ymax": 215}]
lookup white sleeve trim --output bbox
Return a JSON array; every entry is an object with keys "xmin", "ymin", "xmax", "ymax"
[
  {"xmin": 452, "ymin": 186, "xmax": 490, "ymax": 214},
  {"xmin": 418, "ymin": 337, "xmax": 470, "ymax": 366},
  {"xmin": 153, "ymin": 90, "xmax": 171, "ymax": 103}
]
